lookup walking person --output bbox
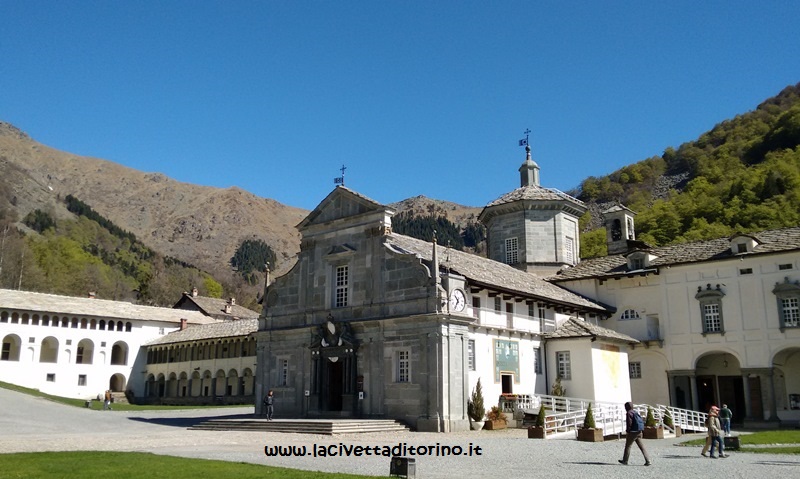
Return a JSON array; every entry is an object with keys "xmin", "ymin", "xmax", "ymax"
[
  {"xmin": 103, "ymin": 390, "xmax": 112, "ymax": 411},
  {"xmin": 708, "ymin": 406, "xmax": 728, "ymax": 458},
  {"xmin": 720, "ymin": 404, "xmax": 733, "ymax": 436},
  {"xmin": 619, "ymin": 402, "xmax": 652, "ymax": 466},
  {"xmin": 263, "ymin": 390, "xmax": 274, "ymax": 421}
]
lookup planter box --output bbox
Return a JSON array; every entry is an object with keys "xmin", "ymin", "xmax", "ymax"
[
  {"xmin": 577, "ymin": 428, "xmax": 604, "ymax": 442},
  {"xmin": 673, "ymin": 425, "xmax": 682, "ymax": 437},
  {"xmin": 483, "ymin": 420, "xmax": 507, "ymax": 430},
  {"xmin": 643, "ymin": 426, "xmax": 664, "ymax": 439},
  {"xmin": 528, "ymin": 426, "xmax": 545, "ymax": 439},
  {"xmin": 724, "ymin": 436, "xmax": 740, "ymax": 450}
]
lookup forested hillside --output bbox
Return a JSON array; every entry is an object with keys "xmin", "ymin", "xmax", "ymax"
[{"xmin": 577, "ymin": 82, "xmax": 800, "ymax": 258}]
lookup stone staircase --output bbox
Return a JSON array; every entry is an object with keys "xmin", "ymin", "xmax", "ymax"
[{"xmin": 189, "ymin": 418, "xmax": 410, "ymax": 435}]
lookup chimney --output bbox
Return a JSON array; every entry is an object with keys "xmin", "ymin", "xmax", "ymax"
[
  {"xmin": 191, "ymin": 287, "xmax": 198, "ymax": 297},
  {"xmin": 225, "ymin": 304, "xmax": 232, "ymax": 314},
  {"xmin": 180, "ymin": 318, "xmax": 188, "ymax": 331},
  {"xmin": 88, "ymin": 292, "xmax": 96, "ymax": 299},
  {"xmin": 229, "ymin": 297, "xmax": 236, "ymax": 306}
]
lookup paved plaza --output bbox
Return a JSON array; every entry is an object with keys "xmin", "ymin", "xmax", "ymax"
[{"xmin": 1, "ymin": 387, "xmax": 798, "ymax": 478}]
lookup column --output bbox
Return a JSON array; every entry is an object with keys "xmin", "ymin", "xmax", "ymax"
[
  {"xmin": 689, "ymin": 372, "xmax": 699, "ymax": 411},
  {"xmin": 741, "ymin": 372, "xmax": 753, "ymax": 421},
  {"xmin": 767, "ymin": 368, "xmax": 780, "ymax": 422}
]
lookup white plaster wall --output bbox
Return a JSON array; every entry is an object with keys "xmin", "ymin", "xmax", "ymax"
[
  {"xmin": 0, "ymin": 320, "xmax": 178, "ymax": 399},
  {"xmin": 467, "ymin": 331, "xmax": 543, "ymax": 411},
  {"xmin": 591, "ymin": 343, "xmax": 632, "ymax": 404}
]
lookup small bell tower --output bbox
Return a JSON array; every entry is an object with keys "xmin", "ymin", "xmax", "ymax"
[{"xmin": 602, "ymin": 204, "xmax": 637, "ymax": 255}]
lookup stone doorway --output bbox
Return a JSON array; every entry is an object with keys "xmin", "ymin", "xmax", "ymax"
[{"xmin": 326, "ymin": 359, "xmax": 344, "ymax": 411}]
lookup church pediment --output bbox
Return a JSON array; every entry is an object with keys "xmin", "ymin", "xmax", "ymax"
[{"xmin": 298, "ymin": 186, "xmax": 392, "ymax": 231}]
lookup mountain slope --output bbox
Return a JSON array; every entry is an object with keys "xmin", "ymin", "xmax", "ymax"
[{"xmin": 0, "ymin": 123, "xmax": 307, "ymax": 279}]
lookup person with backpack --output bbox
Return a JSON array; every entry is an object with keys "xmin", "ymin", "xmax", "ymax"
[{"xmin": 620, "ymin": 402, "xmax": 651, "ymax": 466}]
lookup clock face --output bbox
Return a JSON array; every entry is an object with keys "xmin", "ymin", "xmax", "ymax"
[{"xmin": 449, "ymin": 289, "xmax": 466, "ymax": 312}]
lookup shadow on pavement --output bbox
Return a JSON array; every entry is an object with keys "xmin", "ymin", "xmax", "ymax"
[{"xmin": 127, "ymin": 413, "xmax": 257, "ymax": 428}]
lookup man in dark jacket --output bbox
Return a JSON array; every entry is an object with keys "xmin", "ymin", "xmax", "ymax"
[
  {"xmin": 620, "ymin": 402, "xmax": 651, "ymax": 466},
  {"xmin": 263, "ymin": 390, "xmax": 274, "ymax": 421}
]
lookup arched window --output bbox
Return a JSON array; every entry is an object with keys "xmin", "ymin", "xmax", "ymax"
[
  {"xmin": 1, "ymin": 334, "xmax": 22, "ymax": 361},
  {"xmin": 39, "ymin": 337, "xmax": 59, "ymax": 363}
]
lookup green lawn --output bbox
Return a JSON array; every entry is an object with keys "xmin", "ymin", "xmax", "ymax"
[
  {"xmin": 0, "ymin": 451, "xmax": 381, "ymax": 479},
  {"xmin": 0, "ymin": 381, "xmax": 251, "ymax": 411},
  {"xmin": 680, "ymin": 430, "xmax": 800, "ymax": 454}
]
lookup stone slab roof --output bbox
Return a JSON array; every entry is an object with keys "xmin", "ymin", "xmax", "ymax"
[
  {"xmin": 484, "ymin": 185, "xmax": 586, "ymax": 208},
  {"xmin": 146, "ymin": 318, "xmax": 258, "ymax": 346},
  {"xmin": 544, "ymin": 317, "xmax": 639, "ymax": 344},
  {"xmin": 0, "ymin": 289, "xmax": 217, "ymax": 325},
  {"xmin": 387, "ymin": 234, "xmax": 608, "ymax": 312},
  {"xmin": 551, "ymin": 226, "xmax": 800, "ymax": 282},
  {"xmin": 174, "ymin": 293, "xmax": 260, "ymax": 320}
]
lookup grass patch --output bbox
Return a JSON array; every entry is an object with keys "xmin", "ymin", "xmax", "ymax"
[
  {"xmin": 680, "ymin": 430, "xmax": 800, "ymax": 454},
  {"xmin": 0, "ymin": 451, "xmax": 379, "ymax": 479},
  {"xmin": 0, "ymin": 381, "xmax": 252, "ymax": 411}
]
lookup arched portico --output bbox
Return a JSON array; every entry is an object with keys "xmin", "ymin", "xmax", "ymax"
[{"xmin": 772, "ymin": 347, "xmax": 800, "ymax": 423}]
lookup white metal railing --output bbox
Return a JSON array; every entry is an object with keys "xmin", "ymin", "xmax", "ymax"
[{"xmin": 517, "ymin": 395, "xmax": 708, "ymax": 438}]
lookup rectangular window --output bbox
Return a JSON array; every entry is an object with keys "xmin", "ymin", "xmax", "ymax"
[
  {"xmin": 76, "ymin": 346, "xmax": 84, "ymax": 364},
  {"xmin": 739, "ymin": 268, "xmax": 753, "ymax": 275},
  {"xmin": 1, "ymin": 343, "xmax": 9, "ymax": 361},
  {"xmin": 397, "ymin": 350, "xmax": 410, "ymax": 383},
  {"xmin": 46, "ymin": 373, "xmax": 55, "ymax": 382},
  {"xmin": 629, "ymin": 362, "xmax": 642, "ymax": 379},
  {"xmin": 493, "ymin": 296, "xmax": 501, "ymax": 312},
  {"xmin": 472, "ymin": 297, "xmax": 481, "ymax": 318},
  {"xmin": 556, "ymin": 351, "xmax": 571, "ymax": 380},
  {"xmin": 737, "ymin": 243, "xmax": 747, "ymax": 253},
  {"xmin": 631, "ymin": 257, "xmax": 644, "ymax": 270},
  {"xmin": 528, "ymin": 303, "xmax": 535, "ymax": 318},
  {"xmin": 77, "ymin": 374, "xmax": 87, "ymax": 386},
  {"xmin": 781, "ymin": 297, "xmax": 800, "ymax": 327},
  {"xmin": 703, "ymin": 303, "xmax": 722, "ymax": 332},
  {"xmin": 505, "ymin": 237, "xmax": 519, "ymax": 264},
  {"xmin": 779, "ymin": 263, "xmax": 793, "ymax": 271},
  {"xmin": 280, "ymin": 358, "xmax": 289, "ymax": 386},
  {"xmin": 158, "ymin": 327, "xmax": 165, "ymax": 335},
  {"xmin": 565, "ymin": 237, "xmax": 575, "ymax": 265},
  {"xmin": 467, "ymin": 340, "xmax": 475, "ymax": 371},
  {"xmin": 533, "ymin": 347, "xmax": 542, "ymax": 374},
  {"xmin": 335, "ymin": 265, "xmax": 349, "ymax": 308},
  {"xmin": 29, "ymin": 337, "xmax": 35, "ymax": 343}
]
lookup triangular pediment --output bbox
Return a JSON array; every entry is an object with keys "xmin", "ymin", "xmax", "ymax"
[{"xmin": 298, "ymin": 186, "xmax": 392, "ymax": 231}]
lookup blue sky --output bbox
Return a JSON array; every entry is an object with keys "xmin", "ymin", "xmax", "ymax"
[{"xmin": 2, "ymin": 1, "xmax": 799, "ymax": 211}]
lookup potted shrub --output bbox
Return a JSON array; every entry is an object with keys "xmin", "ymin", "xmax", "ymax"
[
  {"xmin": 576, "ymin": 402, "xmax": 604, "ymax": 442},
  {"xmin": 484, "ymin": 405, "xmax": 508, "ymax": 430},
  {"xmin": 551, "ymin": 376, "xmax": 566, "ymax": 397},
  {"xmin": 467, "ymin": 378, "xmax": 486, "ymax": 431},
  {"xmin": 642, "ymin": 406, "xmax": 664, "ymax": 439},
  {"xmin": 663, "ymin": 409, "xmax": 681, "ymax": 437},
  {"xmin": 528, "ymin": 403, "xmax": 547, "ymax": 439}
]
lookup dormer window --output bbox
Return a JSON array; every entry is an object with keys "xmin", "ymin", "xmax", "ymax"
[
  {"xmin": 730, "ymin": 234, "xmax": 760, "ymax": 255},
  {"xmin": 696, "ymin": 284, "xmax": 725, "ymax": 335},
  {"xmin": 626, "ymin": 251, "xmax": 655, "ymax": 271}
]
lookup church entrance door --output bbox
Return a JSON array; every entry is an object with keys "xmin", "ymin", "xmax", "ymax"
[{"xmin": 327, "ymin": 359, "xmax": 344, "ymax": 411}]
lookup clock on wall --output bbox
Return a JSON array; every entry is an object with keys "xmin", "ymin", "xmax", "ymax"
[{"xmin": 448, "ymin": 288, "xmax": 466, "ymax": 312}]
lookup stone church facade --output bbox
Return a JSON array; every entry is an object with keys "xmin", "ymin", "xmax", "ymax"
[{"xmin": 254, "ymin": 145, "xmax": 636, "ymax": 431}]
